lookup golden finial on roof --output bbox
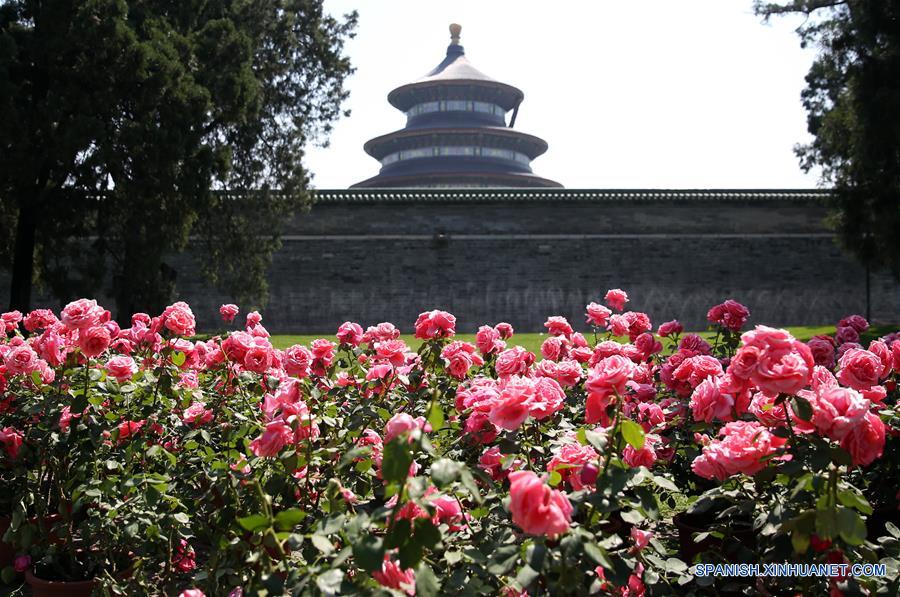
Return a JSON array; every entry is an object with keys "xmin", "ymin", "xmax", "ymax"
[{"xmin": 449, "ymin": 23, "xmax": 462, "ymax": 45}]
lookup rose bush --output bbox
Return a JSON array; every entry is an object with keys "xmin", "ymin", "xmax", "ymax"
[{"xmin": 0, "ymin": 293, "xmax": 898, "ymax": 595}]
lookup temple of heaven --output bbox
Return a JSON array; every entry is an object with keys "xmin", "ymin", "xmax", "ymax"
[{"xmin": 351, "ymin": 24, "xmax": 562, "ymax": 188}]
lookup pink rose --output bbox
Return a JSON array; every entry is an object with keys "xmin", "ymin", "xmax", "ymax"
[
  {"xmin": 172, "ymin": 539, "xmax": 197, "ymax": 573},
  {"xmin": 631, "ymin": 528, "xmax": 653, "ymax": 551},
  {"xmin": 478, "ymin": 446, "xmax": 523, "ymax": 481},
  {"xmin": 249, "ymin": 421, "xmax": 293, "ymax": 457},
  {"xmin": 283, "ymin": 345, "xmax": 312, "ymax": 378},
  {"xmin": 547, "ymin": 443, "xmax": 599, "ymax": 491},
  {"xmin": 837, "ymin": 348, "xmax": 885, "ymax": 390},
  {"xmin": 586, "ymin": 355, "xmax": 635, "ymax": 397},
  {"xmin": 373, "ymin": 555, "xmax": 416, "ymax": 595},
  {"xmin": 384, "ymin": 413, "xmax": 429, "ymax": 443},
  {"xmin": 892, "ymin": 340, "xmax": 900, "ymax": 373},
  {"xmin": 840, "ymin": 412, "xmax": 885, "ymax": 466},
  {"xmin": 4, "ymin": 344, "xmax": 39, "ymax": 375},
  {"xmin": 78, "ymin": 326, "xmax": 111, "ymax": 358},
  {"xmin": 61, "ymin": 298, "xmax": 103, "ymax": 330},
  {"xmin": 604, "ymin": 288, "xmax": 629, "ymax": 311},
  {"xmin": 608, "ymin": 314, "xmax": 629, "ymax": 337},
  {"xmin": 310, "ymin": 339, "xmax": 335, "ymax": 375},
  {"xmin": 657, "ymin": 320, "xmax": 683, "ymax": 338},
  {"xmin": 375, "ymin": 339, "xmax": 410, "ymax": 367},
  {"xmin": 336, "ymin": 321, "xmax": 364, "ymax": 346},
  {"xmin": 623, "ymin": 311, "xmax": 652, "ymax": 341},
  {"xmin": 810, "ymin": 387, "xmax": 870, "ymax": 441},
  {"xmin": 476, "ymin": 325, "xmax": 505, "ymax": 356},
  {"xmin": 362, "ymin": 322, "xmax": 400, "ymax": 345},
  {"xmin": 0, "ymin": 427, "xmax": 23, "ymax": 459},
  {"xmin": 219, "ymin": 304, "xmax": 239, "ymax": 323},
  {"xmin": 178, "ymin": 591, "xmax": 206, "ymax": 597},
  {"xmin": 162, "ymin": 302, "xmax": 196, "ymax": 336},
  {"xmin": 544, "ymin": 316, "xmax": 573, "ymax": 337},
  {"xmin": 0, "ymin": 311, "xmax": 21, "ymax": 333},
  {"xmin": 23, "ymin": 309, "xmax": 57, "ymax": 333},
  {"xmin": 623, "ymin": 434, "xmax": 658, "ymax": 468},
  {"xmin": 489, "ymin": 377, "xmax": 535, "ymax": 430},
  {"xmin": 707, "ymin": 299, "xmax": 751, "ymax": 332},
  {"xmin": 528, "ymin": 377, "xmax": 566, "ymax": 420},
  {"xmin": 679, "ymin": 333, "xmax": 712, "ymax": 355},
  {"xmin": 106, "ymin": 355, "xmax": 137, "ymax": 382},
  {"xmin": 730, "ymin": 326, "xmax": 814, "ymax": 396},
  {"xmin": 540, "ymin": 336, "xmax": 566, "ymax": 362},
  {"xmin": 634, "ymin": 333, "xmax": 662, "ymax": 359},
  {"xmin": 690, "ymin": 377, "xmax": 735, "ymax": 423},
  {"xmin": 414, "ymin": 310, "xmax": 456, "ymax": 340},
  {"xmin": 441, "ymin": 341, "xmax": 484, "ymax": 379},
  {"xmin": 836, "ymin": 325, "xmax": 860, "ymax": 345},
  {"xmin": 13, "ymin": 554, "xmax": 31, "ymax": 573},
  {"xmin": 183, "ymin": 402, "xmax": 213, "ymax": 426},
  {"xmin": 673, "ymin": 355, "xmax": 724, "ymax": 388},
  {"xmin": 585, "ymin": 302, "xmax": 612, "ymax": 327},
  {"xmin": 807, "ymin": 335, "xmax": 837, "ymax": 368},
  {"xmin": 463, "ymin": 411, "xmax": 498, "ymax": 444},
  {"xmin": 243, "ymin": 344, "xmax": 272, "ymax": 373},
  {"xmin": 507, "ymin": 470, "xmax": 573, "ymax": 536},
  {"xmin": 554, "ymin": 359, "xmax": 584, "ymax": 387},
  {"xmin": 838, "ymin": 315, "xmax": 869, "ymax": 333},
  {"xmin": 495, "ymin": 346, "xmax": 533, "ymax": 378},
  {"xmin": 691, "ymin": 421, "xmax": 786, "ymax": 480},
  {"xmin": 495, "ymin": 322, "xmax": 514, "ymax": 339},
  {"xmin": 245, "ymin": 311, "xmax": 262, "ymax": 329}
]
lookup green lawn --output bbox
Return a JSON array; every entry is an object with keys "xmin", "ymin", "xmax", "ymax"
[{"xmin": 267, "ymin": 325, "xmax": 895, "ymax": 352}]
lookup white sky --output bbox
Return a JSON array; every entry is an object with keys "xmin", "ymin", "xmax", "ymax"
[{"xmin": 303, "ymin": 0, "xmax": 821, "ymax": 190}]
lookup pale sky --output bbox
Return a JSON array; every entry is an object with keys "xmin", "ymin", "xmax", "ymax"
[{"xmin": 303, "ymin": 0, "xmax": 821, "ymax": 190}]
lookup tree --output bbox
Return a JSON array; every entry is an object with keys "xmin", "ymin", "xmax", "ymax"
[
  {"xmin": 0, "ymin": 1, "xmax": 356, "ymax": 316},
  {"xmin": 755, "ymin": 1, "xmax": 900, "ymax": 282}
]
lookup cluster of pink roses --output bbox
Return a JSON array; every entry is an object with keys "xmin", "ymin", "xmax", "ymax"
[{"xmin": 1, "ymin": 289, "xmax": 898, "ymax": 595}]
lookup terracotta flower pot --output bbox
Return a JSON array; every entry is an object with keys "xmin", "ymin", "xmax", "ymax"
[{"xmin": 25, "ymin": 568, "xmax": 96, "ymax": 597}]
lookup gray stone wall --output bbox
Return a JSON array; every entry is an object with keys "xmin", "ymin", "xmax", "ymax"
[{"xmin": 4, "ymin": 195, "xmax": 899, "ymax": 334}]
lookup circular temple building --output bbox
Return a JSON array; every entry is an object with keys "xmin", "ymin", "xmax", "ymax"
[{"xmin": 352, "ymin": 24, "xmax": 562, "ymax": 188}]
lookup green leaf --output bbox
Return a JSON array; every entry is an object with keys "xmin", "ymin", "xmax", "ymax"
[
  {"xmin": 427, "ymin": 401, "xmax": 445, "ymax": 431},
  {"xmin": 886, "ymin": 522, "xmax": 900, "ymax": 539},
  {"xmin": 171, "ymin": 351, "xmax": 186, "ymax": 367},
  {"xmin": 459, "ymin": 468, "xmax": 483, "ymax": 504},
  {"xmin": 173, "ymin": 512, "xmax": 190, "ymax": 524},
  {"xmin": 791, "ymin": 395, "xmax": 814, "ymax": 421},
  {"xmin": 791, "ymin": 531, "xmax": 810, "ymax": 554},
  {"xmin": 652, "ymin": 475, "xmax": 681, "ymax": 493},
  {"xmin": 584, "ymin": 542, "xmax": 613, "ymax": 569},
  {"xmin": 486, "ymin": 544, "xmax": 519, "ymax": 575},
  {"xmin": 274, "ymin": 508, "xmax": 307, "ymax": 531},
  {"xmin": 836, "ymin": 507, "xmax": 867, "ymax": 546},
  {"xmin": 415, "ymin": 563, "xmax": 442, "ymax": 597},
  {"xmin": 237, "ymin": 513, "xmax": 270, "ymax": 532},
  {"xmin": 311, "ymin": 534, "xmax": 335, "ymax": 555},
  {"xmin": 431, "ymin": 458, "xmax": 460, "ymax": 488},
  {"xmin": 414, "ymin": 519, "xmax": 442, "ymax": 550},
  {"xmin": 837, "ymin": 489, "xmax": 874, "ymax": 515},
  {"xmin": 619, "ymin": 420, "xmax": 645, "ymax": 449},
  {"xmin": 515, "ymin": 564, "xmax": 540, "ymax": 588},
  {"xmin": 315, "ymin": 569, "xmax": 344, "ymax": 594},
  {"xmin": 382, "ymin": 439, "xmax": 414, "ymax": 484},
  {"xmin": 548, "ymin": 470, "xmax": 563, "ymax": 487},
  {"xmin": 353, "ymin": 535, "xmax": 385, "ymax": 572}
]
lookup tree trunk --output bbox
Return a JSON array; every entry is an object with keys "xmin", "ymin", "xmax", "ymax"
[{"xmin": 8, "ymin": 199, "xmax": 37, "ymax": 312}]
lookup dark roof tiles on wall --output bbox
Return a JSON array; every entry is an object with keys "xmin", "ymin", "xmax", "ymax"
[{"xmin": 314, "ymin": 188, "xmax": 831, "ymax": 204}]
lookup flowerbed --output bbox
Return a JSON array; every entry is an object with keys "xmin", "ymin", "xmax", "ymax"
[{"xmin": 0, "ymin": 292, "xmax": 898, "ymax": 595}]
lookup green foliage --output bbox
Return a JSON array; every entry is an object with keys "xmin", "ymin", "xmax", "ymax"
[
  {"xmin": 0, "ymin": 1, "xmax": 356, "ymax": 313},
  {"xmin": 756, "ymin": 0, "xmax": 900, "ymax": 276}
]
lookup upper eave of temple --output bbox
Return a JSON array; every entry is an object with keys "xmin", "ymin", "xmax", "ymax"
[{"xmin": 387, "ymin": 25, "xmax": 524, "ymax": 112}]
